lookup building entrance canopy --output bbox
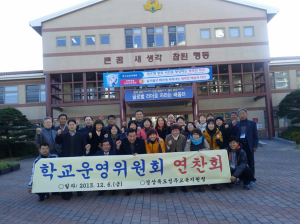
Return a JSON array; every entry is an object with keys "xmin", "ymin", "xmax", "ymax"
[{"xmin": 103, "ymin": 67, "xmax": 212, "ymax": 88}]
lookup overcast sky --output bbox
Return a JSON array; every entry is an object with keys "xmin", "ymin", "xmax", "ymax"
[{"xmin": 0, "ymin": 0, "xmax": 299, "ymax": 72}]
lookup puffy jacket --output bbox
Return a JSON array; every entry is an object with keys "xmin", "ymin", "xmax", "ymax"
[
  {"xmin": 145, "ymin": 138, "xmax": 166, "ymax": 154},
  {"xmin": 226, "ymin": 146, "xmax": 248, "ymax": 178},
  {"xmin": 203, "ymin": 129, "xmax": 223, "ymax": 150}
]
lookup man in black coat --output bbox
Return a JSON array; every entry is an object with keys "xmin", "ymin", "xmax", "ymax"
[
  {"xmin": 55, "ymin": 119, "xmax": 91, "ymax": 200},
  {"xmin": 116, "ymin": 128, "xmax": 146, "ymax": 195}
]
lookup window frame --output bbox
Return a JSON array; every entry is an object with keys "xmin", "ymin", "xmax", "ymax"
[
  {"xmin": 296, "ymin": 70, "xmax": 300, "ymax": 89},
  {"xmin": 215, "ymin": 28, "xmax": 225, "ymax": 38},
  {"xmin": 200, "ymin": 29, "xmax": 210, "ymax": 39},
  {"xmin": 229, "ymin": 27, "xmax": 240, "ymax": 37},
  {"xmin": 146, "ymin": 27, "xmax": 164, "ymax": 48},
  {"xmin": 244, "ymin": 26, "xmax": 254, "ymax": 37},
  {"xmin": 125, "ymin": 28, "xmax": 142, "ymax": 49},
  {"xmin": 56, "ymin": 37, "xmax": 67, "ymax": 47},
  {"xmin": 86, "ymin": 35, "xmax": 96, "ymax": 45},
  {"xmin": 168, "ymin": 25, "xmax": 186, "ymax": 46},
  {"xmin": 26, "ymin": 84, "xmax": 46, "ymax": 103},
  {"xmin": 269, "ymin": 71, "xmax": 290, "ymax": 90},
  {"xmin": 0, "ymin": 86, "xmax": 18, "ymax": 104},
  {"xmin": 71, "ymin": 36, "xmax": 81, "ymax": 46},
  {"xmin": 100, "ymin": 35, "xmax": 110, "ymax": 45}
]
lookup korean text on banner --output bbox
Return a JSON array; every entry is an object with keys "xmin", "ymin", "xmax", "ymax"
[{"xmin": 32, "ymin": 150, "xmax": 231, "ymax": 193}]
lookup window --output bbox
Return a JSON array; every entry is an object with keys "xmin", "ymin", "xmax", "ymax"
[
  {"xmin": 71, "ymin": 37, "xmax": 81, "ymax": 46},
  {"xmin": 26, "ymin": 85, "xmax": 46, "ymax": 103},
  {"xmin": 100, "ymin": 35, "xmax": 110, "ymax": 44},
  {"xmin": 297, "ymin": 71, "xmax": 300, "ymax": 89},
  {"xmin": 125, "ymin": 28, "xmax": 142, "ymax": 48},
  {"xmin": 146, "ymin": 27, "xmax": 163, "ymax": 47},
  {"xmin": 0, "ymin": 86, "xmax": 18, "ymax": 104},
  {"xmin": 264, "ymin": 110, "xmax": 290, "ymax": 129},
  {"xmin": 168, "ymin": 26, "xmax": 185, "ymax": 46},
  {"xmin": 86, "ymin": 36, "xmax": 96, "ymax": 45},
  {"xmin": 57, "ymin": 37, "xmax": 66, "ymax": 47},
  {"xmin": 244, "ymin": 27, "xmax": 254, "ymax": 36},
  {"xmin": 200, "ymin": 29, "xmax": 210, "ymax": 39},
  {"xmin": 270, "ymin": 72, "xmax": 290, "ymax": 89},
  {"xmin": 215, "ymin": 28, "xmax": 225, "ymax": 38},
  {"xmin": 230, "ymin": 27, "xmax": 239, "ymax": 37}
]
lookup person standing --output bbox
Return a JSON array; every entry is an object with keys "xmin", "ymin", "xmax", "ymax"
[
  {"xmin": 104, "ymin": 115, "xmax": 121, "ymax": 133},
  {"xmin": 87, "ymin": 119, "xmax": 108, "ymax": 155},
  {"xmin": 77, "ymin": 116, "xmax": 93, "ymax": 134},
  {"xmin": 235, "ymin": 108, "xmax": 258, "ymax": 187},
  {"xmin": 215, "ymin": 116, "xmax": 230, "ymax": 148},
  {"xmin": 107, "ymin": 124, "xmax": 123, "ymax": 154},
  {"xmin": 155, "ymin": 116, "xmax": 168, "ymax": 140},
  {"xmin": 196, "ymin": 114, "xmax": 207, "ymax": 133},
  {"xmin": 145, "ymin": 129, "xmax": 166, "ymax": 194},
  {"xmin": 165, "ymin": 124, "xmax": 187, "ymax": 193},
  {"xmin": 228, "ymin": 111, "xmax": 239, "ymax": 137},
  {"xmin": 140, "ymin": 118, "xmax": 158, "ymax": 141},
  {"xmin": 116, "ymin": 129, "xmax": 147, "ymax": 196},
  {"xmin": 55, "ymin": 119, "xmax": 91, "ymax": 200},
  {"xmin": 135, "ymin": 109, "xmax": 144, "ymax": 128},
  {"xmin": 35, "ymin": 117, "xmax": 61, "ymax": 155}
]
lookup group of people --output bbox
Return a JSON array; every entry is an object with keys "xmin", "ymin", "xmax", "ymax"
[{"xmin": 29, "ymin": 108, "xmax": 258, "ymax": 201}]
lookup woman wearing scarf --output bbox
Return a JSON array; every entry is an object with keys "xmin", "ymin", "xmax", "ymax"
[
  {"xmin": 145, "ymin": 129, "xmax": 165, "ymax": 194},
  {"xmin": 140, "ymin": 117, "xmax": 158, "ymax": 140},
  {"xmin": 185, "ymin": 128, "xmax": 209, "ymax": 192},
  {"xmin": 203, "ymin": 118, "xmax": 223, "ymax": 191},
  {"xmin": 155, "ymin": 116, "xmax": 168, "ymax": 140}
]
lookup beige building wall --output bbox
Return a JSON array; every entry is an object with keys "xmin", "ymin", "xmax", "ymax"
[{"xmin": 17, "ymin": 106, "xmax": 46, "ymax": 121}]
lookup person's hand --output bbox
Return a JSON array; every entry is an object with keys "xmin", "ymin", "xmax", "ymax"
[
  {"xmin": 57, "ymin": 129, "xmax": 62, "ymax": 136},
  {"xmin": 76, "ymin": 118, "xmax": 80, "ymax": 126},
  {"xmin": 167, "ymin": 122, "xmax": 171, "ymax": 127},
  {"xmin": 137, "ymin": 127, "xmax": 141, "ymax": 132},
  {"xmin": 36, "ymin": 128, "xmax": 42, "ymax": 135},
  {"xmin": 253, "ymin": 147, "xmax": 257, "ymax": 152},
  {"xmin": 168, "ymin": 140, "xmax": 172, "ymax": 146},
  {"xmin": 28, "ymin": 188, "xmax": 32, "ymax": 193},
  {"xmin": 133, "ymin": 153, "xmax": 138, "ymax": 156},
  {"xmin": 53, "ymin": 118, "xmax": 58, "ymax": 125},
  {"xmin": 85, "ymin": 144, "xmax": 91, "ymax": 152},
  {"xmin": 122, "ymin": 122, "xmax": 127, "ymax": 128},
  {"xmin": 225, "ymin": 124, "xmax": 229, "ymax": 129},
  {"xmin": 116, "ymin": 140, "xmax": 122, "ymax": 149},
  {"xmin": 99, "ymin": 116, "xmax": 105, "ymax": 120},
  {"xmin": 104, "ymin": 134, "xmax": 108, "ymax": 138},
  {"xmin": 158, "ymin": 138, "xmax": 162, "ymax": 145},
  {"xmin": 216, "ymin": 134, "xmax": 220, "ymax": 139},
  {"xmin": 181, "ymin": 126, "xmax": 185, "ymax": 130},
  {"xmin": 194, "ymin": 120, "xmax": 198, "ymax": 125},
  {"xmin": 232, "ymin": 120, "xmax": 237, "ymax": 126},
  {"xmin": 187, "ymin": 139, "xmax": 191, "ymax": 144},
  {"xmin": 88, "ymin": 132, "xmax": 92, "ymax": 138},
  {"xmin": 121, "ymin": 128, "xmax": 125, "ymax": 133},
  {"xmin": 98, "ymin": 143, "xmax": 102, "ymax": 148},
  {"xmin": 231, "ymin": 176, "xmax": 237, "ymax": 183}
]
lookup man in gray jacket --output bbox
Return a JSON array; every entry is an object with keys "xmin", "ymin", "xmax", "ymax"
[{"xmin": 35, "ymin": 117, "xmax": 61, "ymax": 155}]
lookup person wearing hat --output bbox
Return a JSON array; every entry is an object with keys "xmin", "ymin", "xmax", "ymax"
[
  {"xmin": 35, "ymin": 117, "xmax": 62, "ymax": 155},
  {"xmin": 215, "ymin": 116, "xmax": 230, "ymax": 148},
  {"xmin": 235, "ymin": 108, "xmax": 258, "ymax": 187},
  {"xmin": 227, "ymin": 136, "xmax": 256, "ymax": 190}
]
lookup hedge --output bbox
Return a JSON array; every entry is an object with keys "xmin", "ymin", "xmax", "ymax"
[
  {"xmin": 279, "ymin": 126, "xmax": 300, "ymax": 144},
  {"xmin": 0, "ymin": 141, "xmax": 38, "ymax": 159}
]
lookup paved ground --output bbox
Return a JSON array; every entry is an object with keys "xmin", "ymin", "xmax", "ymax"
[{"xmin": 0, "ymin": 140, "xmax": 299, "ymax": 224}]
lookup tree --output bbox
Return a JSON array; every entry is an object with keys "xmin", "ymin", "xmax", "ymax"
[
  {"xmin": 277, "ymin": 89, "xmax": 300, "ymax": 125},
  {"xmin": 0, "ymin": 107, "xmax": 33, "ymax": 157}
]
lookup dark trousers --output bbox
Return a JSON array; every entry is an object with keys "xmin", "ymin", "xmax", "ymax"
[
  {"xmin": 241, "ymin": 142, "xmax": 255, "ymax": 176},
  {"xmin": 231, "ymin": 166, "xmax": 255, "ymax": 185},
  {"xmin": 37, "ymin": 193, "xmax": 46, "ymax": 198}
]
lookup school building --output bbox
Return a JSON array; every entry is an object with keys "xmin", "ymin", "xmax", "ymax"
[{"xmin": 1, "ymin": 0, "xmax": 299, "ymax": 138}]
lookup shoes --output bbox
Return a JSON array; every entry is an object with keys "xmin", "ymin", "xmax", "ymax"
[
  {"xmin": 170, "ymin": 187, "xmax": 176, "ymax": 193},
  {"xmin": 226, "ymin": 183, "xmax": 235, "ymax": 188},
  {"xmin": 236, "ymin": 179, "xmax": 243, "ymax": 185},
  {"xmin": 249, "ymin": 181, "xmax": 255, "ymax": 187},
  {"xmin": 151, "ymin": 189, "xmax": 158, "ymax": 194},
  {"xmin": 97, "ymin": 191, "xmax": 104, "ymax": 196},
  {"xmin": 111, "ymin": 190, "xmax": 118, "ymax": 195},
  {"xmin": 38, "ymin": 196, "xmax": 44, "ymax": 202},
  {"xmin": 181, "ymin": 186, "xmax": 188, "ymax": 193},
  {"xmin": 77, "ymin": 192, "xmax": 83, "ymax": 197},
  {"xmin": 158, "ymin": 188, "xmax": 164, "ymax": 195},
  {"xmin": 195, "ymin": 185, "xmax": 205, "ymax": 192},
  {"xmin": 44, "ymin": 193, "xmax": 50, "ymax": 199},
  {"xmin": 51, "ymin": 192, "xmax": 61, "ymax": 195},
  {"xmin": 137, "ymin": 189, "xmax": 145, "ymax": 194},
  {"xmin": 125, "ymin": 190, "xmax": 132, "ymax": 196},
  {"xmin": 244, "ymin": 184, "xmax": 251, "ymax": 190},
  {"xmin": 212, "ymin": 184, "xmax": 221, "ymax": 191}
]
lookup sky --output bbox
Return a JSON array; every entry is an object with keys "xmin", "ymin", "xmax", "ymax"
[{"xmin": 0, "ymin": 0, "xmax": 299, "ymax": 72}]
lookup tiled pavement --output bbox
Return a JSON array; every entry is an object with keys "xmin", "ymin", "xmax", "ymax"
[{"xmin": 0, "ymin": 140, "xmax": 300, "ymax": 224}]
